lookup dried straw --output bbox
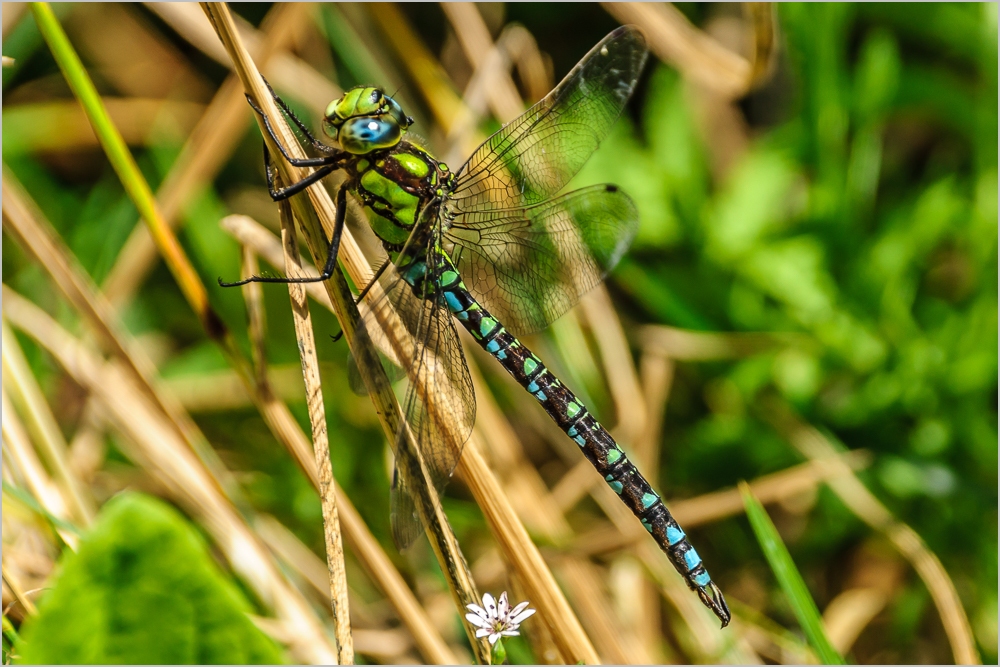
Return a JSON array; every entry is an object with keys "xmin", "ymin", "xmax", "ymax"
[
  {"xmin": 275, "ymin": 194, "xmax": 353, "ymax": 663},
  {"xmin": 3, "ymin": 286, "xmax": 339, "ymax": 663}
]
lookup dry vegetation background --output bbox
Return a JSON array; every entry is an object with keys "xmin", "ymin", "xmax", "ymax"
[{"xmin": 1, "ymin": 2, "xmax": 997, "ymax": 665}]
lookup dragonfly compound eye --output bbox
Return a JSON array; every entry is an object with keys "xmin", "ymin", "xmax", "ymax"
[
  {"xmin": 338, "ymin": 116, "xmax": 402, "ymax": 154},
  {"xmin": 383, "ymin": 95, "xmax": 413, "ymax": 130}
]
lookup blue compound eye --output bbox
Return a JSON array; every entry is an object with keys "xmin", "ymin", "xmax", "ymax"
[
  {"xmin": 385, "ymin": 96, "xmax": 412, "ymax": 129},
  {"xmin": 338, "ymin": 117, "xmax": 402, "ymax": 154}
]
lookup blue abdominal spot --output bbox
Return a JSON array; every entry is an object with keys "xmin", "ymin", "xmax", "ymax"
[{"xmin": 444, "ymin": 291, "xmax": 463, "ymax": 313}]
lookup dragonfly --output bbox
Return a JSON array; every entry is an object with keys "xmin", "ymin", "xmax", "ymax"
[{"xmin": 222, "ymin": 26, "xmax": 730, "ymax": 627}]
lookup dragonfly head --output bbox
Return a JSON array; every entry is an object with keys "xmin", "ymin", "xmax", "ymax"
[{"xmin": 323, "ymin": 86, "xmax": 414, "ymax": 154}]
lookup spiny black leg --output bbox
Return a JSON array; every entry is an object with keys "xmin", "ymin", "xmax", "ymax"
[
  {"xmin": 355, "ymin": 259, "xmax": 390, "ymax": 304},
  {"xmin": 262, "ymin": 138, "xmax": 337, "ymax": 202},
  {"xmin": 218, "ymin": 183, "xmax": 349, "ymax": 288},
  {"xmin": 269, "ymin": 164, "xmax": 338, "ymax": 201},
  {"xmin": 260, "ymin": 76, "xmax": 337, "ymax": 155},
  {"xmin": 311, "ymin": 182, "xmax": 349, "ymax": 281},
  {"xmin": 246, "ymin": 94, "xmax": 344, "ymax": 168}
]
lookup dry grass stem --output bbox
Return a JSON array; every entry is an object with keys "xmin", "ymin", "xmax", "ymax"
[
  {"xmin": 276, "ymin": 195, "xmax": 353, "ymax": 663},
  {"xmin": 2, "ymin": 3, "xmax": 27, "ymax": 38},
  {"xmin": 162, "ymin": 365, "xmax": 305, "ymax": 412},
  {"xmin": 441, "ymin": 2, "xmax": 523, "ymax": 123},
  {"xmin": 609, "ymin": 556, "xmax": 662, "ymax": 662},
  {"xmin": 102, "ymin": 2, "xmax": 312, "ymax": 308},
  {"xmin": 2, "ymin": 562, "xmax": 38, "ymax": 617},
  {"xmin": 636, "ymin": 350, "xmax": 674, "ymax": 483},
  {"xmin": 146, "ymin": 2, "xmax": 340, "ymax": 113},
  {"xmin": 671, "ymin": 449, "xmax": 873, "ymax": 527},
  {"xmin": 2, "ymin": 286, "xmax": 339, "ymax": 664},
  {"xmin": 549, "ymin": 459, "xmax": 599, "ymax": 515},
  {"xmin": 2, "ymin": 322, "xmax": 95, "ymax": 526},
  {"xmin": 241, "ymin": 246, "xmax": 270, "ymax": 389},
  {"xmin": 558, "ymin": 557, "xmax": 650, "ymax": 664},
  {"xmin": 66, "ymin": 403, "xmax": 106, "ymax": 484},
  {"xmin": 221, "ymin": 214, "xmax": 334, "ymax": 308},
  {"xmin": 2, "ymin": 168, "xmax": 242, "ymax": 511},
  {"xmin": 232, "ymin": 312, "xmax": 459, "ymax": 665},
  {"xmin": 580, "ymin": 287, "xmax": 648, "ymax": 449},
  {"xmin": 641, "ymin": 539, "xmax": 760, "ymax": 664},
  {"xmin": 734, "ymin": 605, "xmax": 814, "ymax": 664},
  {"xmin": 368, "ymin": 4, "xmax": 464, "ymax": 131},
  {"xmin": 821, "ymin": 587, "xmax": 887, "ymax": 655},
  {"xmin": 66, "ymin": 3, "xmax": 212, "ymax": 101},
  {"xmin": 0, "ymin": 387, "xmax": 79, "ymax": 549},
  {"xmin": 458, "ymin": 440, "xmax": 600, "ymax": 664},
  {"xmin": 602, "ymin": 2, "xmax": 776, "ymax": 99},
  {"xmin": 641, "ymin": 324, "xmax": 811, "ymax": 361},
  {"xmin": 463, "ymin": 354, "xmax": 573, "ymax": 542}
]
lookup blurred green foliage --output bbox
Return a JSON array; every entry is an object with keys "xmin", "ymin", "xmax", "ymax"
[
  {"xmin": 2, "ymin": 3, "xmax": 996, "ymax": 664},
  {"xmin": 17, "ymin": 493, "xmax": 284, "ymax": 664}
]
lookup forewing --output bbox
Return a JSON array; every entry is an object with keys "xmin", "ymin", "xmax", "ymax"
[
  {"xmin": 445, "ymin": 184, "xmax": 639, "ymax": 334},
  {"xmin": 355, "ymin": 249, "xmax": 476, "ymax": 550},
  {"xmin": 448, "ymin": 26, "xmax": 647, "ymax": 212}
]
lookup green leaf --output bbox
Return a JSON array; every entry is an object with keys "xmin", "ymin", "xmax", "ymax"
[
  {"xmin": 739, "ymin": 482, "xmax": 844, "ymax": 665},
  {"xmin": 17, "ymin": 493, "xmax": 284, "ymax": 664}
]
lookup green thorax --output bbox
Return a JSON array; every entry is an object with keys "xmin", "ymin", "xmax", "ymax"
[{"xmin": 343, "ymin": 141, "xmax": 455, "ymax": 251}]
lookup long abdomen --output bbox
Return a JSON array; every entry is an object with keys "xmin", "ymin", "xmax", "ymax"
[{"xmin": 435, "ymin": 264, "xmax": 729, "ymax": 624}]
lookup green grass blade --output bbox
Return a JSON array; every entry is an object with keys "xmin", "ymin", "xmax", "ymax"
[
  {"xmin": 739, "ymin": 481, "xmax": 845, "ymax": 665},
  {"xmin": 28, "ymin": 2, "xmax": 214, "ymax": 324}
]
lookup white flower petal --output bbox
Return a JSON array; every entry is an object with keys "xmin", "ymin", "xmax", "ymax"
[
  {"xmin": 497, "ymin": 592, "xmax": 509, "ymax": 619},
  {"xmin": 466, "ymin": 603, "xmax": 490, "ymax": 620},
  {"xmin": 488, "ymin": 632, "xmax": 501, "ymax": 645},
  {"xmin": 500, "ymin": 629, "xmax": 520, "ymax": 638},
  {"xmin": 510, "ymin": 608, "xmax": 536, "ymax": 624},
  {"xmin": 466, "ymin": 613, "xmax": 491, "ymax": 629},
  {"xmin": 508, "ymin": 601, "xmax": 530, "ymax": 617},
  {"xmin": 482, "ymin": 593, "xmax": 497, "ymax": 618},
  {"xmin": 475, "ymin": 628, "xmax": 492, "ymax": 638}
]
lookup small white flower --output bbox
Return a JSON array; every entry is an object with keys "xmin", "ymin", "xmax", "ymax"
[{"xmin": 465, "ymin": 591, "xmax": 536, "ymax": 645}]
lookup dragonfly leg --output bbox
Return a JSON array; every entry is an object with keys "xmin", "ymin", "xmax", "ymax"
[
  {"xmin": 260, "ymin": 76, "xmax": 338, "ymax": 155},
  {"xmin": 246, "ymin": 93, "xmax": 344, "ymax": 168},
  {"xmin": 263, "ymin": 142, "xmax": 338, "ymax": 201},
  {"xmin": 218, "ymin": 183, "xmax": 349, "ymax": 287},
  {"xmin": 354, "ymin": 259, "xmax": 391, "ymax": 303}
]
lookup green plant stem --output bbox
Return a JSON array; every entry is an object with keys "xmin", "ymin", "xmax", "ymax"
[
  {"xmin": 30, "ymin": 0, "xmax": 259, "ymax": 445},
  {"xmin": 28, "ymin": 2, "xmax": 220, "ymax": 337},
  {"xmin": 740, "ymin": 481, "xmax": 844, "ymax": 664}
]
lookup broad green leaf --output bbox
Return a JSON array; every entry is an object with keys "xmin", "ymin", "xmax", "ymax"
[{"xmin": 17, "ymin": 493, "xmax": 284, "ymax": 664}]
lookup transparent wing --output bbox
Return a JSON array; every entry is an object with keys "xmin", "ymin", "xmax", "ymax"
[
  {"xmin": 448, "ymin": 26, "xmax": 647, "ymax": 212},
  {"xmin": 354, "ymin": 242, "xmax": 476, "ymax": 550},
  {"xmin": 445, "ymin": 184, "xmax": 639, "ymax": 334}
]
